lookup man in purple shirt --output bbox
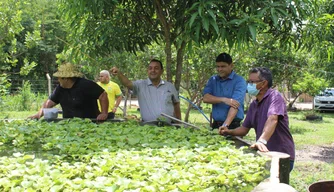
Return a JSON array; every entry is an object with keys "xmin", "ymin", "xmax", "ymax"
[{"xmin": 220, "ymin": 67, "xmax": 295, "ymax": 171}]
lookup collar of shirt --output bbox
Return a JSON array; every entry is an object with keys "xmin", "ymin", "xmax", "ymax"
[
  {"xmin": 255, "ymin": 88, "xmax": 273, "ymax": 104},
  {"xmin": 146, "ymin": 78, "xmax": 165, "ymax": 87},
  {"xmin": 216, "ymin": 70, "xmax": 236, "ymax": 81}
]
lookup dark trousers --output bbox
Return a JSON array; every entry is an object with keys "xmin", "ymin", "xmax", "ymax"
[{"xmin": 211, "ymin": 120, "xmax": 241, "ymax": 130}]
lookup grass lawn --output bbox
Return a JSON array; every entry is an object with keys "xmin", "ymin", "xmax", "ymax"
[
  {"xmin": 288, "ymin": 111, "xmax": 334, "ymax": 192},
  {"xmin": 1, "ymin": 108, "xmax": 333, "ymax": 192}
]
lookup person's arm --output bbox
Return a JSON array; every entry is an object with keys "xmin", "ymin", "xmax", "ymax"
[
  {"xmin": 28, "ymin": 99, "xmax": 56, "ymax": 119},
  {"xmin": 112, "ymin": 95, "xmax": 122, "ymax": 113},
  {"xmin": 202, "ymin": 77, "xmax": 239, "ymax": 107},
  {"xmin": 203, "ymin": 93, "xmax": 240, "ymax": 109},
  {"xmin": 96, "ymin": 91, "xmax": 109, "ymax": 121},
  {"xmin": 221, "ymin": 107, "xmax": 238, "ymax": 127},
  {"xmin": 173, "ymin": 102, "xmax": 181, "ymax": 120},
  {"xmin": 219, "ymin": 125, "xmax": 250, "ymax": 136},
  {"xmin": 110, "ymin": 67, "xmax": 133, "ymax": 90},
  {"xmin": 250, "ymin": 114, "xmax": 279, "ymax": 152}
]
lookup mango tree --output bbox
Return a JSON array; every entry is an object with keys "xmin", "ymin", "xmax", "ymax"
[
  {"xmin": 302, "ymin": 0, "xmax": 334, "ymax": 85},
  {"xmin": 59, "ymin": 0, "xmax": 313, "ymax": 91}
]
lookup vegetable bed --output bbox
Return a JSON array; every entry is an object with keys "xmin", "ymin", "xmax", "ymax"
[{"xmin": 0, "ymin": 119, "xmax": 268, "ymax": 191}]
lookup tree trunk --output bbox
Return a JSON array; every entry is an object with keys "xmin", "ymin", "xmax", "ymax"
[
  {"xmin": 288, "ymin": 92, "xmax": 302, "ymax": 109},
  {"xmin": 174, "ymin": 41, "xmax": 186, "ymax": 91},
  {"xmin": 184, "ymin": 102, "xmax": 192, "ymax": 122},
  {"xmin": 153, "ymin": 0, "xmax": 173, "ymax": 83},
  {"xmin": 165, "ymin": 40, "xmax": 173, "ymax": 83}
]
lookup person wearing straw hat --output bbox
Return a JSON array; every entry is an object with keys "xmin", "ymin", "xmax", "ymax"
[{"xmin": 29, "ymin": 62, "xmax": 109, "ymax": 121}]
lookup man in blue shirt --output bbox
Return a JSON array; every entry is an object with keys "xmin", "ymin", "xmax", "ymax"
[{"xmin": 203, "ymin": 53, "xmax": 247, "ymax": 130}]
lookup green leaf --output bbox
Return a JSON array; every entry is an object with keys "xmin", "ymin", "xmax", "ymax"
[
  {"xmin": 189, "ymin": 12, "xmax": 199, "ymax": 28},
  {"xmin": 210, "ymin": 20, "xmax": 219, "ymax": 35},
  {"xmin": 248, "ymin": 25, "xmax": 257, "ymax": 41},
  {"xmin": 270, "ymin": 8, "xmax": 278, "ymax": 26},
  {"xmin": 203, "ymin": 17, "xmax": 210, "ymax": 32},
  {"xmin": 207, "ymin": 10, "xmax": 216, "ymax": 22}
]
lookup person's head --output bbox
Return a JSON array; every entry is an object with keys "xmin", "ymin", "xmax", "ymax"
[
  {"xmin": 53, "ymin": 62, "xmax": 83, "ymax": 88},
  {"xmin": 215, "ymin": 53, "xmax": 234, "ymax": 79},
  {"xmin": 99, "ymin": 70, "xmax": 110, "ymax": 84},
  {"xmin": 147, "ymin": 59, "xmax": 163, "ymax": 82},
  {"xmin": 247, "ymin": 67, "xmax": 273, "ymax": 96}
]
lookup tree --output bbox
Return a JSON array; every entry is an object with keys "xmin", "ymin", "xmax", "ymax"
[
  {"xmin": 60, "ymin": 0, "xmax": 313, "ymax": 91},
  {"xmin": 0, "ymin": 0, "xmax": 67, "ymax": 94},
  {"xmin": 181, "ymin": 43, "xmax": 217, "ymax": 122},
  {"xmin": 292, "ymin": 72, "xmax": 328, "ymax": 109},
  {"xmin": 303, "ymin": 0, "xmax": 334, "ymax": 85},
  {"xmin": 0, "ymin": 0, "xmax": 23, "ymax": 68}
]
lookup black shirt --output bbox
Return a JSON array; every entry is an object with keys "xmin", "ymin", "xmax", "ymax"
[{"xmin": 50, "ymin": 78, "xmax": 104, "ymax": 118}]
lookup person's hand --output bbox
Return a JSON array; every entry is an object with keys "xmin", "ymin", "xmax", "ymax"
[
  {"xmin": 112, "ymin": 107, "xmax": 117, "ymax": 113},
  {"xmin": 96, "ymin": 113, "xmax": 108, "ymax": 121},
  {"xmin": 28, "ymin": 113, "xmax": 42, "ymax": 120},
  {"xmin": 110, "ymin": 67, "xmax": 119, "ymax": 76},
  {"xmin": 250, "ymin": 142, "xmax": 269, "ymax": 152},
  {"xmin": 218, "ymin": 125, "xmax": 230, "ymax": 136},
  {"xmin": 223, "ymin": 98, "xmax": 240, "ymax": 109}
]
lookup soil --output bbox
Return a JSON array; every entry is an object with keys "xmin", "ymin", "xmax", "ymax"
[{"xmin": 296, "ymin": 143, "xmax": 334, "ymax": 163}]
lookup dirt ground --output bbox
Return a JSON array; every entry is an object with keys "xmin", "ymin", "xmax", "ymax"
[{"xmin": 296, "ymin": 143, "xmax": 334, "ymax": 163}]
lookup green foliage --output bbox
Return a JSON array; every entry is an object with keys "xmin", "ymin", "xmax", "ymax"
[
  {"xmin": 59, "ymin": 0, "xmax": 314, "ymax": 90},
  {"xmin": 292, "ymin": 72, "xmax": 329, "ymax": 97},
  {"xmin": 0, "ymin": 0, "xmax": 67, "ymax": 94},
  {"xmin": 185, "ymin": 0, "xmax": 312, "ymax": 48},
  {"xmin": 18, "ymin": 81, "xmax": 35, "ymax": 111},
  {"xmin": 0, "ymin": 74, "xmax": 11, "ymax": 95},
  {"xmin": 0, "ymin": 0, "xmax": 24, "ymax": 67},
  {"xmin": 0, "ymin": 119, "xmax": 269, "ymax": 191},
  {"xmin": 181, "ymin": 41, "xmax": 221, "ymax": 121},
  {"xmin": 0, "ymin": 82, "xmax": 46, "ymax": 112},
  {"xmin": 302, "ymin": 0, "xmax": 334, "ymax": 85}
]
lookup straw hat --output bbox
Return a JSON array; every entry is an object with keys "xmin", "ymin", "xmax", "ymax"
[{"xmin": 53, "ymin": 63, "xmax": 83, "ymax": 78}]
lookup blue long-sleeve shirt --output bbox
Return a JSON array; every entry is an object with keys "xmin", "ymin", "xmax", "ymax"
[{"xmin": 203, "ymin": 71, "xmax": 247, "ymax": 121}]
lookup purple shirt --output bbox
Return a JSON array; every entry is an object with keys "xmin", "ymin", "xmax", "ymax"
[{"xmin": 242, "ymin": 89, "xmax": 295, "ymax": 160}]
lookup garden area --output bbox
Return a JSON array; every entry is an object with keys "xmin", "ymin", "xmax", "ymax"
[
  {"xmin": 1, "ymin": 0, "xmax": 334, "ymax": 191},
  {"xmin": 0, "ymin": 91, "xmax": 333, "ymax": 191}
]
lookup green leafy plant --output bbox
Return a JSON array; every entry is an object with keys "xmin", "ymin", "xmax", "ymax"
[
  {"xmin": 0, "ymin": 74, "xmax": 11, "ymax": 96},
  {"xmin": 0, "ymin": 119, "xmax": 269, "ymax": 191},
  {"xmin": 0, "ymin": 81, "xmax": 46, "ymax": 112}
]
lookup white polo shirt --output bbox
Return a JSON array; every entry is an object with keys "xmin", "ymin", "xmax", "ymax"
[{"xmin": 132, "ymin": 78, "xmax": 180, "ymax": 122}]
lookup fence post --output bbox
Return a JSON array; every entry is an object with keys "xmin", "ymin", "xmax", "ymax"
[{"xmin": 46, "ymin": 73, "xmax": 51, "ymax": 96}]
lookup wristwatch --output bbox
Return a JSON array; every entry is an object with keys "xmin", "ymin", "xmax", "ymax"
[
  {"xmin": 222, "ymin": 123, "xmax": 229, "ymax": 128},
  {"xmin": 257, "ymin": 138, "xmax": 267, "ymax": 145}
]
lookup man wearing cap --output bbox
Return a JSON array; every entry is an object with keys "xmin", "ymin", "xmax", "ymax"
[
  {"xmin": 203, "ymin": 52, "xmax": 247, "ymax": 131},
  {"xmin": 97, "ymin": 70, "xmax": 122, "ymax": 119},
  {"xmin": 29, "ymin": 63, "xmax": 109, "ymax": 120}
]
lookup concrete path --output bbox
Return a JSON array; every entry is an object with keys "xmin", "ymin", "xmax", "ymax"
[{"xmin": 294, "ymin": 102, "xmax": 313, "ymax": 110}]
